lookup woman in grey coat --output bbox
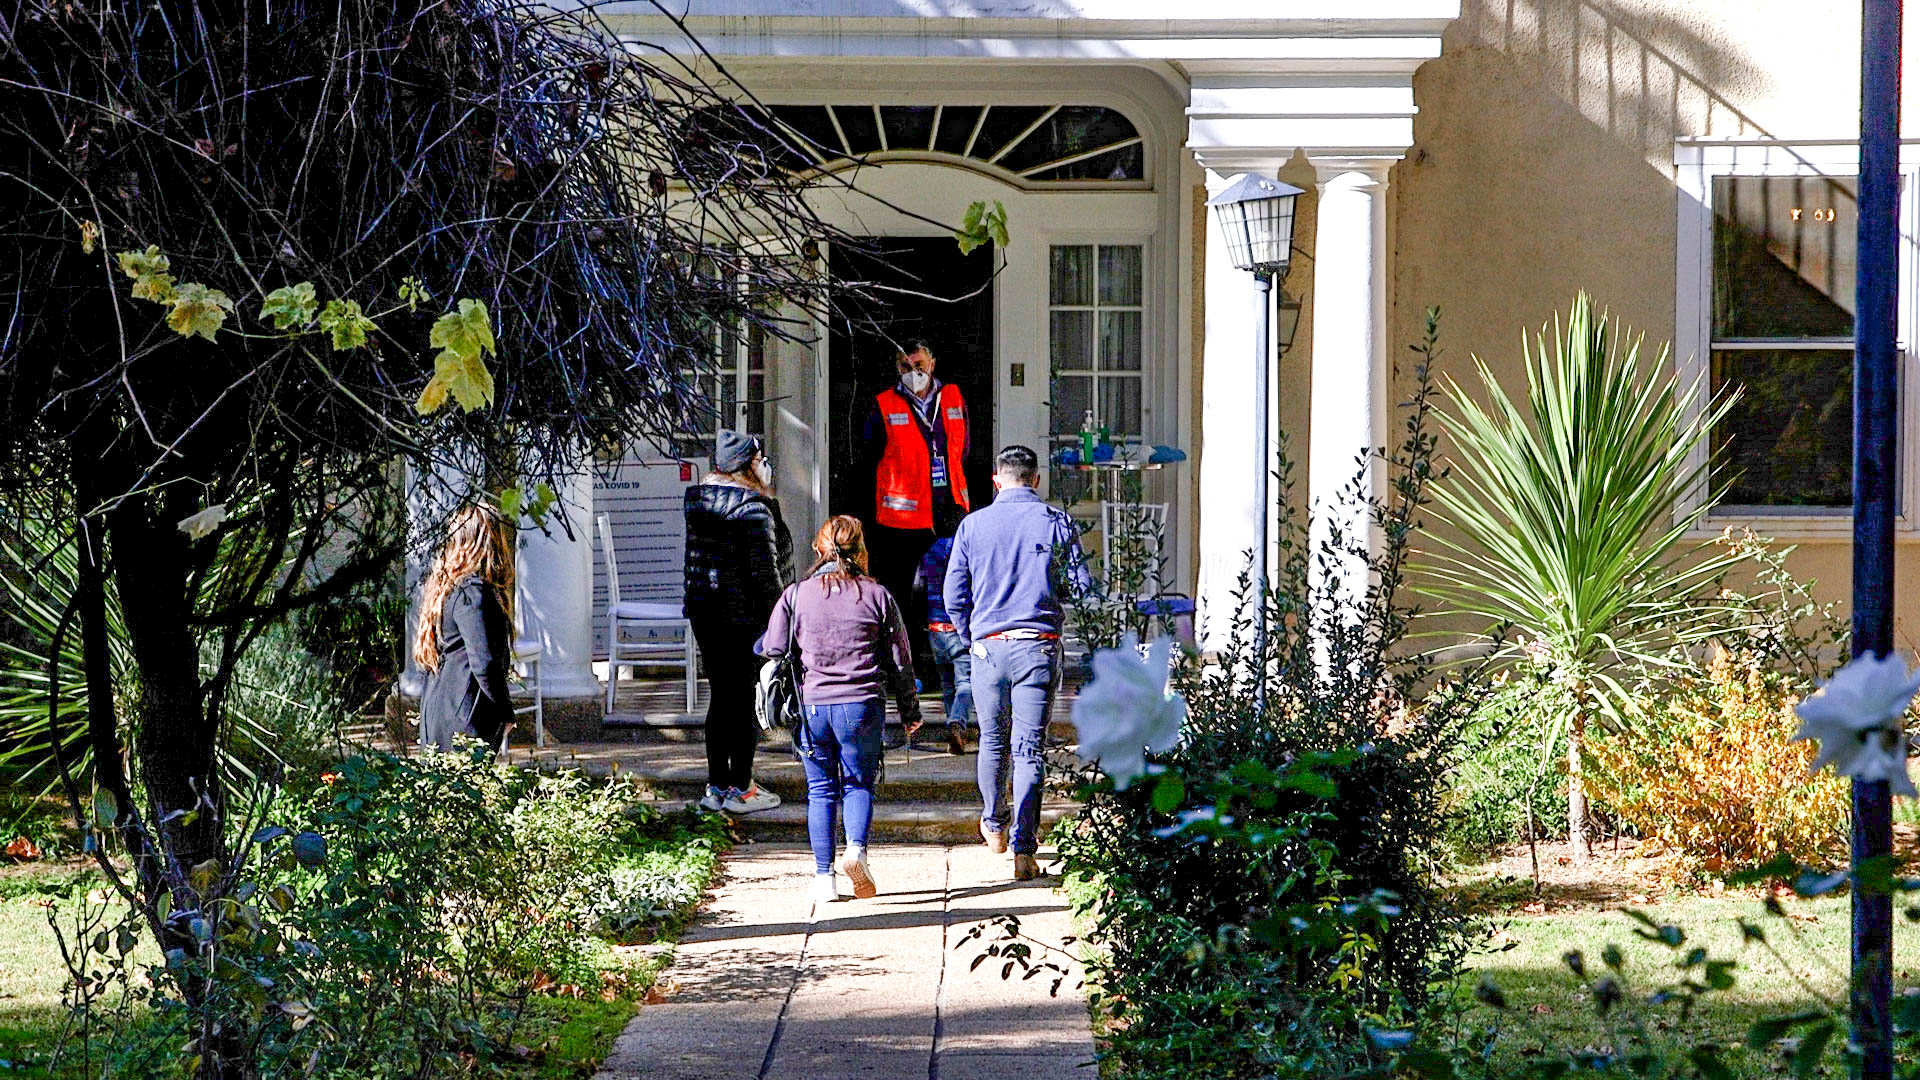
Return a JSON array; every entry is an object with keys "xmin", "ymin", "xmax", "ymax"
[{"xmin": 415, "ymin": 504, "xmax": 516, "ymax": 753}]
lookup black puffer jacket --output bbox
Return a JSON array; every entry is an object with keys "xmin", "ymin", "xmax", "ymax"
[{"xmin": 683, "ymin": 481, "xmax": 796, "ymax": 628}]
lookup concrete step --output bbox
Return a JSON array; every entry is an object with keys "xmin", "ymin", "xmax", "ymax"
[
  {"xmin": 514, "ymin": 739, "xmax": 1085, "ymax": 806},
  {"xmin": 643, "ymin": 794, "xmax": 1079, "ymax": 845},
  {"xmin": 598, "ymin": 713, "xmax": 1080, "ymax": 745}
]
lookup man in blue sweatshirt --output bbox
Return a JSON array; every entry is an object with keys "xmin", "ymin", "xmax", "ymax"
[{"xmin": 944, "ymin": 445, "xmax": 1092, "ymax": 880}]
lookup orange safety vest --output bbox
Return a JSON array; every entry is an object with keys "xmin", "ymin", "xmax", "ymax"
[{"xmin": 874, "ymin": 384, "xmax": 970, "ymax": 530}]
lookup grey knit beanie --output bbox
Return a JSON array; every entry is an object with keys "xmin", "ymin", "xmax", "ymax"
[{"xmin": 713, "ymin": 430, "xmax": 760, "ymax": 474}]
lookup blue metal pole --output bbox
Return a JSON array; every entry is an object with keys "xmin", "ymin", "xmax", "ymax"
[{"xmin": 1852, "ymin": 1, "xmax": 1900, "ymax": 1075}]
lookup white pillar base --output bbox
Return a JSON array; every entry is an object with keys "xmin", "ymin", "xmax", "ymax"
[{"xmin": 515, "ymin": 471, "xmax": 601, "ymax": 700}]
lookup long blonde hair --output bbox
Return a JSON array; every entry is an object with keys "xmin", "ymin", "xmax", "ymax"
[
  {"xmin": 413, "ymin": 504, "xmax": 515, "ymax": 672},
  {"xmin": 806, "ymin": 515, "xmax": 870, "ymax": 595}
]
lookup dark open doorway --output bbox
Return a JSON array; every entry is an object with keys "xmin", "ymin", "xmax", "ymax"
[
  {"xmin": 829, "ymin": 237, "xmax": 994, "ymax": 688},
  {"xmin": 827, "ymin": 238, "xmax": 995, "ymax": 523}
]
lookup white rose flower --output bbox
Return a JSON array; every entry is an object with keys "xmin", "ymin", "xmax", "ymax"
[
  {"xmin": 1071, "ymin": 634, "xmax": 1185, "ymax": 789},
  {"xmin": 1792, "ymin": 652, "xmax": 1920, "ymax": 797},
  {"xmin": 176, "ymin": 503, "xmax": 228, "ymax": 542}
]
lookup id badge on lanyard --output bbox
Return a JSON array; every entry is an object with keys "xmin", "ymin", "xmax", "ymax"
[{"xmin": 929, "ymin": 453, "xmax": 949, "ymax": 488}]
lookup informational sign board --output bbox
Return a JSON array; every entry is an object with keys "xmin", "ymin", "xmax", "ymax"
[{"xmin": 589, "ymin": 453, "xmax": 695, "ymax": 660}]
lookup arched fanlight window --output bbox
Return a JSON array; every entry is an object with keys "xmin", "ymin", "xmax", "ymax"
[{"xmin": 695, "ymin": 104, "xmax": 1145, "ymax": 183}]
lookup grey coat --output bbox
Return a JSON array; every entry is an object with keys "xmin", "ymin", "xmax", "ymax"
[{"xmin": 418, "ymin": 575, "xmax": 514, "ymax": 753}]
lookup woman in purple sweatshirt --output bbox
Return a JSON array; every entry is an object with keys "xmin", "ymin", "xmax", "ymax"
[{"xmin": 759, "ymin": 516, "xmax": 923, "ymax": 905}]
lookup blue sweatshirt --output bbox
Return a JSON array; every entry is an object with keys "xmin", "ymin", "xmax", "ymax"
[
  {"xmin": 919, "ymin": 536, "xmax": 954, "ymax": 625},
  {"xmin": 943, "ymin": 486, "xmax": 1092, "ymax": 642}
]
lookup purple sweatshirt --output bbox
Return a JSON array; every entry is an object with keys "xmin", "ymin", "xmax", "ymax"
[
  {"xmin": 944, "ymin": 485, "xmax": 1093, "ymax": 642},
  {"xmin": 757, "ymin": 567, "xmax": 919, "ymax": 711}
]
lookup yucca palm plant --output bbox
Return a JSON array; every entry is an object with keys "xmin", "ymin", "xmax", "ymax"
[{"xmin": 1422, "ymin": 292, "xmax": 1742, "ymax": 858}]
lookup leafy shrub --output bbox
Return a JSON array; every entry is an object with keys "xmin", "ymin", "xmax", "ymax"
[
  {"xmin": 45, "ymin": 748, "xmax": 728, "ymax": 1078},
  {"xmin": 1446, "ymin": 672, "xmax": 1570, "ymax": 853},
  {"xmin": 1587, "ymin": 647, "xmax": 1848, "ymax": 874},
  {"xmin": 220, "ymin": 623, "xmax": 355, "ymax": 782},
  {"xmin": 1057, "ymin": 322, "xmax": 1489, "ymax": 1079},
  {"xmin": 290, "ymin": 571, "xmax": 407, "ymax": 716}
]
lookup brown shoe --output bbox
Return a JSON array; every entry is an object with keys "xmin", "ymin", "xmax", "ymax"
[
  {"xmin": 946, "ymin": 724, "xmax": 966, "ymax": 755},
  {"xmin": 1013, "ymin": 854, "xmax": 1042, "ymax": 881},
  {"xmin": 980, "ymin": 820, "xmax": 1008, "ymax": 854}
]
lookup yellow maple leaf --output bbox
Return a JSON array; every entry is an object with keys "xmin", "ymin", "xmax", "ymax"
[
  {"xmin": 428, "ymin": 299, "xmax": 495, "ymax": 362},
  {"xmin": 435, "ymin": 347, "xmax": 495, "ymax": 412},
  {"xmin": 165, "ymin": 283, "xmax": 234, "ymax": 341},
  {"xmin": 414, "ymin": 377, "xmax": 450, "ymax": 416}
]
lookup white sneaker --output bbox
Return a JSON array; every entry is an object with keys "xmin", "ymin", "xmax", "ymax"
[
  {"xmin": 809, "ymin": 872, "xmax": 839, "ymax": 906},
  {"xmin": 696, "ymin": 785, "xmax": 729, "ymax": 812},
  {"xmin": 724, "ymin": 783, "xmax": 782, "ymax": 814},
  {"xmin": 840, "ymin": 844, "xmax": 877, "ymax": 899}
]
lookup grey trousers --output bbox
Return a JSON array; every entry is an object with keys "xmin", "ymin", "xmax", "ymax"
[{"xmin": 971, "ymin": 637, "xmax": 1061, "ymax": 856}]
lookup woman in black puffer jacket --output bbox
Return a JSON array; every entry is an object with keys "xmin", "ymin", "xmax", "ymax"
[{"xmin": 685, "ymin": 430, "xmax": 796, "ymax": 814}]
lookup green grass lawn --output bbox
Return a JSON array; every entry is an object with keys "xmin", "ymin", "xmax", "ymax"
[{"xmin": 1458, "ymin": 892, "xmax": 1920, "ymax": 1077}]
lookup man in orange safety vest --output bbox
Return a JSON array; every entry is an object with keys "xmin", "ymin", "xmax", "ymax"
[{"xmin": 862, "ymin": 339, "xmax": 971, "ymax": 713}]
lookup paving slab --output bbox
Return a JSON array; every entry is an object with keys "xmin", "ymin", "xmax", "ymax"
[{"xmin": 593, "ymin": 843, "xmax": 1094, "ymax": 1080}]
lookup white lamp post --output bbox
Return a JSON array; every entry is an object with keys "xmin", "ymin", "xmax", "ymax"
[{"xmin": 1207, "ymin": 174, "xmax": 1302, "ymax": 690}]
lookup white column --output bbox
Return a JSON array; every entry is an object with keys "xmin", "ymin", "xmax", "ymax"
[
  {"xmin": 1195, "ymin": 168, "xmax": 1271, "ymax": 653},
  {"xmin": 515, "ymin": 471, "xmax": 601, "ymax": 699},
  {"xmin": 1305, "ymin": 158, "xmax": 1393, "ymax": 615}
]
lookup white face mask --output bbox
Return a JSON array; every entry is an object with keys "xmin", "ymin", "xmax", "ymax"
[
  {"xmin": 753, "ymin": 457, "xmax": 773, "ymax": 486},
  {"xmin": 903, "ymin": 370, "xmax": 932, "ymax": 395}
]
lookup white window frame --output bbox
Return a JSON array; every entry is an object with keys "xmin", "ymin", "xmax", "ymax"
[
  {"xmin": 1047, "ymin": 240, "xmax": 1149, "ymax": 448},
  {"xmin": 1675, "ymin": 139, "xmax": 1920, "ymax": 538}
]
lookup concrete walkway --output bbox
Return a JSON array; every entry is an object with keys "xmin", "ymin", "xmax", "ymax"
[{"xmin": 594, "ymin": 843, "xmax": 1095, "ymax": 1080}]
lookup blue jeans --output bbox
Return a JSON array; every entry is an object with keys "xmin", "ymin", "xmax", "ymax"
[
  {"xmin": 800, "ymin": 700, "xmax": 885, "ymax": 874},
  {"xmin": 971, "ymin": 638, "xmax": 1061, "ymax": 856},
  {"xmin": 930, "ymin": 629, "xmax": 973, "ymax": 727}
]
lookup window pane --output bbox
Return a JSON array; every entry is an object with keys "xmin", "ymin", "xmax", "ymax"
[
  {"xmin": 830, "ymin": 105, "xmax": 880, "ymax": 155},
  {"xmin": 997, "ymin": 106, "xmax": 1138, "ymax": 172},
  {"xmin": 1029, "ymin": 143, "xmax": 1143, "ymax": 182},
  {"xmin": 1712, "ymin": 348, "xmax": 1853, "ymax": 507},
  {"xmin": 1712, "ymin": 175, "xmax": 1857, "ymax": 339},
  {"xmin": 1099, "ymin": 246, "xmax": 1142, "ymax": 306},
  {"xmin": 933, "ymin": 106, "xmax": 984, "ymax": 155},
  {"xmin": 1100, "ymin": 310, "xmax": 1141, "ymax": 371},
  {"xmin": 1051, "ymin": 311, "xmax": 1093, "ymax": 375},
  {"xmin": 971, "ymin": 105, "xmax": 1050, "ymax": 161},
  {"xmin": 879, "ymin": 106, "xmax": 937, "ymax": 152},
  {"xmin": 769, "ymin": 105, "xmax": 842, "ymax": 160},
  {"xmin": 1050, "ymin": 246, "xmax": 1094, "ymax": 306},
  {"xmin": 745, "ymin": 373, "xmax": 766, "ymax": 436},
  {"xmin": 1052, "ymin": 375, "xmax": 1092, "ymax": 437},
  {"xmin": 1099, "ymin": 377, "xmax": 1142, "ymax": 437}
]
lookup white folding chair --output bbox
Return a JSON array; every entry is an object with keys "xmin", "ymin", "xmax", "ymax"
[
  {"xmin": 597, "ymin": 513, "xmax": 698, "ymax": 714},
  {"xmin": 1099, "ymin": 501, "xmax": 1171, "ymax": 597},
  {"xmin": 511, "ymin": 638, "xmax": 546, "ymax": 749},
  {"xmin": 1099, "ymin": 501, "xmax": 1196, "ymax": 645}
]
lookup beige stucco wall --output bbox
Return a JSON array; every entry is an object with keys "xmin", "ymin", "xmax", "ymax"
[{"xmin": 1386, "ymin": 0, "xmax": 1920, "ymax": 638}]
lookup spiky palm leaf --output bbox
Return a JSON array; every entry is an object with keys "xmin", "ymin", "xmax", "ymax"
[
  {"xmin": 1421, "ymin": 292, "xmax": 1742, "ymax": 724},
  {"xmin": 0, "ymin": 512, "xmax": 293, "ymax": 808}
]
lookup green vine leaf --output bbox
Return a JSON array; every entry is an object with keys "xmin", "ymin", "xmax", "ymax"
[
  {"xmin": 430, "ymin": 298, "xmax": 496, "ymax": 363},
  {"xmin": 317, "ymin": 298, "xmax": 376, "ymax": 351},
  {"xmin": 259, "ymin": 282, "xmax": 318, "ymax": 331},
  {"xmin": 116, "ymin": 245, "xmax": 176, "ymax": 303},
  {"xmin": 415, "ymin": 299, "xmax": 497, "ymax": 415},
  {"xmin": 399, "ymin": 276, "xmax": 432, "ymax": 312},
  {"xmin": 955, "ymin": 200, "xmax": 1009, "ymax": 255},
  {"xmin": 166, "ymin": 283, "xmax": 234, "ymax": 341}
]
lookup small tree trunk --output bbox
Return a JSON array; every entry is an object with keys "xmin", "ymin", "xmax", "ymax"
[{"xmin": 1567, "ymin": 709, "xmax": 1589, "ymax": 864}]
